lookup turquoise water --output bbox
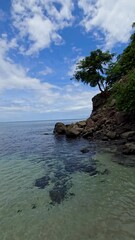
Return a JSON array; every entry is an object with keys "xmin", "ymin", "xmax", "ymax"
[{"xmin": 0, "ymin": 121, "xmax": 135, "ymax": 240}]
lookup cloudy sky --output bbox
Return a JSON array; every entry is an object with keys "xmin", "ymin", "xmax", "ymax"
[{"xmin": 0, "ymin": 0, "xmax": 134, "ymax": 122}]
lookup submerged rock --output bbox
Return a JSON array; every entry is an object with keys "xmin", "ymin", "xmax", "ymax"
[
  {"xmin": 122, "ymin": 143, "xmax": 135, "ymax": 155},
  {"xmin": 49, "ymin": 184, "xmax": 68, "ymax": 204},
  {"xmin": 17, "ymin": 209, "xmax": 22, "ymax": 213},
  {"xmin": 35, "ymin": 176, "xmax": 50, "ymax": 189},
  {"xmin": 113, "ymin": 152, "xmax": 135, "ymax": 167},
  {"xmin": 32, "ymin": 204, "xmax": 37, "ymax": 209},
  {"xmin": 100, "ymin": 169, "xmax": 110, "ymax": 175},
  {"xmin": 80, "ymin": 147, "xmax": 90, "ymax": 153}
]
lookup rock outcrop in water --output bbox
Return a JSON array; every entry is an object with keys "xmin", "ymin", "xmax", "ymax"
[{"xmin": 54, "ymin": 92, "xmax": 135, "ymax": 157}]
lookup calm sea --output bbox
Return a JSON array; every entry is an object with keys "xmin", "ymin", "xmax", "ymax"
[{"xmin": 0, "ymin": 120, "xmax": 135, "ymax": 240}]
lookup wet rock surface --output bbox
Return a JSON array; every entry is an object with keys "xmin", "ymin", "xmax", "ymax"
[
  {"xmin": 53, "ymin": 92, "xmax": 135, "ymax": 162},
  {"xmin": 53, "ymin": 122, "xmax": 66, "ymax": 134},
  {"xmin": 122, "ymin": 143, "xmax": 135, "ymax": 155}
]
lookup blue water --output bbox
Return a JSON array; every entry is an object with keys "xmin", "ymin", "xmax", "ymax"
[{"xmin": 0, "ymin": 121, "xmax": 135, "ymax": 240}]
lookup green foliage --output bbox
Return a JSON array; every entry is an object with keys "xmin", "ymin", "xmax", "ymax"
[
  {"xmin": 119, "ymin": 33, "xmax": 135, "ymax": 73},
  {"xmin": 112, "ymin": 69, "xmax": 135, "ymax": 112},
  {"xmin": 72, "ymin": 24, "xmax": 135, "ymax": 114},
  {"xmin": 73, "ymin": 49, "xmax": 114, "ymax": 92},
  {"xmin": 107, "ymin": 32, "xmax": 135, "ymax": 84}
]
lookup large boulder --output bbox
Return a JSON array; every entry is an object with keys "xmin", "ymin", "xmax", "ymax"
[
  {"xmin": 53, "ymin": 122, "xmax": 66, "ymax": 134},
  {"xmin": 106, "ymin": 131, "xmax": 118, "ymax": 140},
  {"xmin": 77, "ymin": 120, "xmax": 86, "ymax": 128},
  {"xmin": 66, "ymin": 127, "xmax": 81, "ymax": 138},
  {"xmin": 82, "ymin": 129, "xmax": 94, "ymax": 139},
  {"xmin": 122, "ymin": 143, "xmax": 135, "ymax": 155}
]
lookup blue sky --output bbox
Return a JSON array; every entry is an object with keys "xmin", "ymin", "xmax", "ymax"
[{"xmin": 0, "ymin": 0, "xmax": 135, "ymax": 122}]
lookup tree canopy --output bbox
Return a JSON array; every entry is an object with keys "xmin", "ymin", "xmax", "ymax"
[
  {"xmin": 72, "ymin": 24, "xmax": 135, "ymax": 112},
  {"xmin": 107, "ymin": 25, "xmax": 135, "ymax": 85},
  {"xmin": 73, "ymin": 49, "xmax": 114, "ymax": 92}
]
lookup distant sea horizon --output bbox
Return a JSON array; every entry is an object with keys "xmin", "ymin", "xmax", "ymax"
[{"xmin": 0, "ymin": 117, "xmax": 87, "ymax": 124}]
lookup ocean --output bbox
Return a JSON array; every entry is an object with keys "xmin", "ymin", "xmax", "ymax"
[{"xmin": 0, "ymin": 120, "xmax": 135, "ymax": 240}]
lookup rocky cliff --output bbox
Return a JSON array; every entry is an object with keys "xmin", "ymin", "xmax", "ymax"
[{"xmin": 54, "ymin": 92, "xmax": 135, "ymax": 157}]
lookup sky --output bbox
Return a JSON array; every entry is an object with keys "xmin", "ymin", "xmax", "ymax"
[{"xmin": 0, "ymin": 0, "xmax": 135, "ymax": 122}]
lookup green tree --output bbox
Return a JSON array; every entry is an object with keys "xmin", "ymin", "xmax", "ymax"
[
  {"xmin": 73, "ymin": 49, "xmax": 114, "ymax": 92},
  {"xmin": 107, "ymin": 23, "xmax": 135, "ymax": 84}
]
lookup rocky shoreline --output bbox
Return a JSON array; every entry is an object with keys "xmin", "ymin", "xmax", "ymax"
[{"xmin": 54, "ymin": 92, "xmax": 135, "ymax": 165}]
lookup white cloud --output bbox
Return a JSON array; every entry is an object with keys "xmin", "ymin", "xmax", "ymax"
[
  {"xmin": 0, "ymin": 35, "xmax": 98, "ymax": 120},
  {"xmin": 11, "ymin": 0, "xmax": 74, "ymax": 54},
  {"xmin": 67, "ymin": 55, "xmax": 84, "ymax": 77},
  {"xmin": 39, "ymin": 66, "xmax": 53, "ymax": 76},
  {"xmin": 0, "ymin": 83, "xmax": 98, "ymax": 120},
  {"xmin": 0, "ymin": 36, "xmax": 58, "ymax": 91},
  {"xmin": 78, "ymin": 0, "xmax": 135, "ymax": 48},
  {"xmin": 72, "ymin": 46, "xmax": 82, "ymax": 53}
]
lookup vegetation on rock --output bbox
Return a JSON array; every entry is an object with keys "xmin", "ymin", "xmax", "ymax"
[
  {"xmin": 112, "ymin": 69, "xmax": 135, "ymax": 112},
  {"xmin": 107, "ymin": 32, "xmax": 135, "ymax": 85},
  {"xmin": 72, "ymin": 25, "xmax": 135, "ymax": 113}
]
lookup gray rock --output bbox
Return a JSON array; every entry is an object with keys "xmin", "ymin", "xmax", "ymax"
[
  {"xmin": 102, "ymin": 136, "xmax": 109, "ymax": 141},
  {"xmin": 106, "ymin": 131, "xmax": 118, "ymax": 140},
  {"xmin": 54, "ymin": 122, "xmax": 66, "ymax": 134},
  {"xmin": 66, "ymin": 128, "xmax": 81, "ymax": 138},
  {"xmin": 122, "ymin": 143, "xmax": 135, "ymax": 155},
  {"xmin": 77, "ymin": 121, "xmax": 86, "ymax": 128},
  {"xmin": 121, "ymin": 131, "xmax": 135, "ymax": 139},
  {"xmin": 86, "ymin": 118, "xmax": 95, "ymax": 128},
  {"xmin": 83, "ymin": 130, "xmax": 93, "ymax": 139},
  {"xmin": 115, "ymin": 112, "xmax": 128, "ymax": 125},
  {"xmin": 110, "ymin": 99, "xmax": 116, "ymax": 107},
  {"xmin": 91, "ymin": 114, "xmax": 100, "ymax": 122}
]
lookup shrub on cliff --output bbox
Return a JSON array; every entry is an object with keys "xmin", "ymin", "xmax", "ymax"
[
  {"xmin": 107, "ymin": 31, "xmax": 135, "ymax": 85},
  {"xmin": 112, "ymin": 69, "xmax": 135, "ymax": 112}
]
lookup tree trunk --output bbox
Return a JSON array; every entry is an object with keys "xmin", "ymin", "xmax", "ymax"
[{"xmin": 97, "ymin": 82, "xmax": 103, "ymax": 92}]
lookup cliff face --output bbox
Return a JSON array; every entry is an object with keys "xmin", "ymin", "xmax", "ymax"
[
  {"xmin": 54, "ymin": 92, "xmax": 135, "ymax": 157},
  {"xmin": 87, "ymin": 92, "xmax": 135, "ymax": 141}
]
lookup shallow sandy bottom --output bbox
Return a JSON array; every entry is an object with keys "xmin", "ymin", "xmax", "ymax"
[{"xmin": 0, "ymin": 150, "xmax": 135, "ymax": 240}]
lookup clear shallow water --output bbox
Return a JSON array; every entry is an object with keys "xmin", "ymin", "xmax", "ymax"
[{"xmin": 0, "ymin": 121, "xmax": 135, "ymax": 240}]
